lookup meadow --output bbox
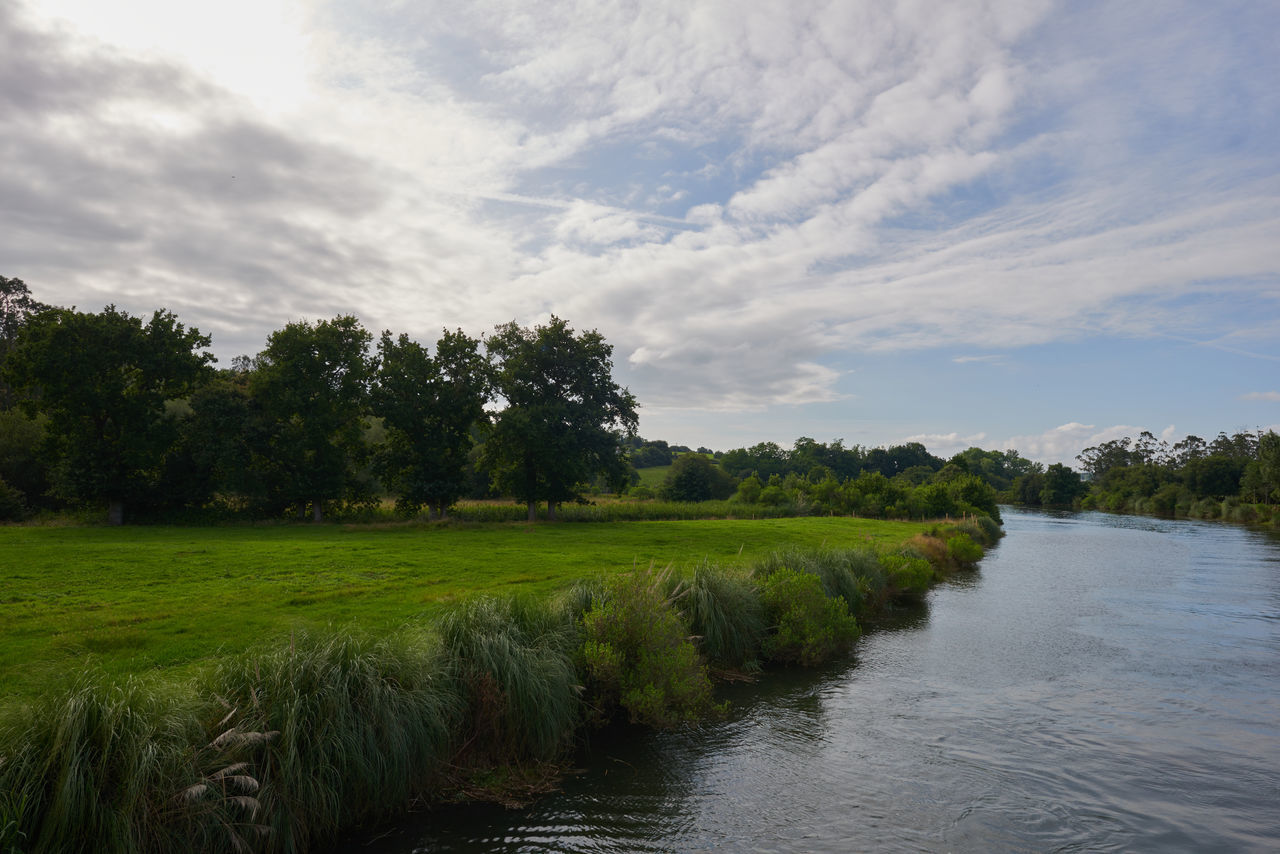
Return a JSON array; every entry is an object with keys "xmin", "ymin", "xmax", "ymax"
[{"xmin": 0, "ymin": 516, "xmax": 926, "ymax": 703}]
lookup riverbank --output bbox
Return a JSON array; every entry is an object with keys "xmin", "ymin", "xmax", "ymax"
[
  {"xmin": 0, "ymin": 516, "xmax": 999, "ymax": 854},
  {"xmin": 349, "ymin": 507, "xmax": 1280, "ymax": 853}
]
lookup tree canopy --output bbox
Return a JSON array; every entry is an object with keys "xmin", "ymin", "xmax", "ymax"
[
  {"xmin": 483, "ymin": 316, "xmax": 637, "ymax": 520},
  {"xmin": 250, "ymin": 315, "xmax": 374, "ymax": 522},
  {"xmin": 3, "ymin": 305, "xmax": 213, "ymax": 523},
  {"xmin": 372, "ymin": 328, "xmax": 489, "ymax": 517}
]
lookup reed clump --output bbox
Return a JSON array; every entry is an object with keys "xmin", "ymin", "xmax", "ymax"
[
  {"xmin": 213, "ymin": 629, "xmax": 462, "ymax": 853},
  {"xmin": 677, "ymin": 563, "xmax": 767, "ymax": 671},
  {"xmin": 436, "ymin": 596, "xmax": 580, "ymax": 764}
]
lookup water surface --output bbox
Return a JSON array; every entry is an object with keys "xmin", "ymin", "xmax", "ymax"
[{"xmin": 350, "ymin": 508, "xmax": 1280, "ymax": 852}]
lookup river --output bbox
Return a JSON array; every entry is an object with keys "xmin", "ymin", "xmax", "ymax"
[{"xmin": 347, "ymin": 508, "xmax": 1280, "ymax": 853}]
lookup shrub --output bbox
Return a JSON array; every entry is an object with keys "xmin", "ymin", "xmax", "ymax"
[
  {"xmin": 972, "ymin": 515, "xmax": 1002, "ymax": 545},
  {"xmin": 759, "ymin": 567, "xmax": 860, "ymax": 666},
  {"xmin": 880, "ymin": 552, "xmax": 933, "ymax": 601},
  {"xmin": 579, "ymin": 570, "xmax": 724, "ymax": 727},
  {"xmin": 947, "ymin": 533, "xmax": 984, "ymax": 566},
  {"xmin": 0, "ymin": 476, "xmax": 26, "ymax": 521}
]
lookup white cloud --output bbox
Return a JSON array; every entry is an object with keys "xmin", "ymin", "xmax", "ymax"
[
  {"xmin": 4, "ymin": 0, "xmax": 1279, "ymax": 432},
  {"xmin": 898, "ymin": 432, "xmax": 988, "ymax": 459},
  {"xmin": 998, "ymin": 423, "xmax": 1183, "ymax": 467},
  {"xmin": 1241, "ymin": 391, "xmax": 1280, "ymax": 402}
]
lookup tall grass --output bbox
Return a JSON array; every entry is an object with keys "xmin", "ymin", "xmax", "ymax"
[
  {"xmin": 676, "ymin": 564, "xmax": 767, "ymax": 670},
  {"xmin": 435, "ymin": 596, "xmax": 580, "ymax": 763},
  {"xmin": 213, "ymin": 629, "xmax": 462, "ymax": 853},
  {"xmin": 0, "ymin": 673, "xmax": 260, "ymax": 854}
]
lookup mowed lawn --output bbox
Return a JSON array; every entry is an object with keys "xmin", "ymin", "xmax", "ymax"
[{"xmin": 0, "ymin": 517, "xmax": 928, "ymax": 702}]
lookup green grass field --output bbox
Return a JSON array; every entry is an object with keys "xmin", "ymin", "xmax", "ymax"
[
  {"xmin": 633, "ymin": 464, "xmax": 672, "ymax": 488},
  {"xmin": 0, "ymin": 517, "xmax": 927, "ymax": 702}
]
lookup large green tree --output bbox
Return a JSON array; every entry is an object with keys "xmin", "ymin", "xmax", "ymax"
[
  {"xmin": 3, "ymin": 305, "xmax": 213, "ymax": 523},
  {"xmin": 1, "ymin": 276, "xmax": 52, "ymax": 409},
  {"xmin": 659, "ymin": 453, "xmax": 735, "ymax": 502},
  {"xmin": 483, "ymin": 317, "xmax": 637, "ymax": 521},
  {"xmin": 250, "ymin": 316, "xmax": 373, "ymax": 522},
  {"xmin": 372, "ymin": 328, "xmax": 489, "ymax": 518}
]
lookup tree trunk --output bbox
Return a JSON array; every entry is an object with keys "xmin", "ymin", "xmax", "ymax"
[
  {"xmin": 313, "ymin": 499, "xmax": 323, "ymax": 523},
  {"xmin": 527, "ymin": 500, "xmax": 536, "ymax": 522},
  {"xmin": 107, "ymin": 500, "xmax": 124, "ymax": 526},
  {"xmin": 547, "ymin": 501, "xmax": 557, "ymax": 521}
]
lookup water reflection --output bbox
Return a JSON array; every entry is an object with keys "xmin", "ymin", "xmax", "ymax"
[{"xmin": 348, "ymin": 509, "xmax": 1280, "ymax": 853}]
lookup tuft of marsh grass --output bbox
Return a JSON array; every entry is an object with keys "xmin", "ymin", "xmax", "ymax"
[
  {"xmin": 0, "ymin": 671, "xmax": 258, "ymax": 854},
  {"xmin": 213, "ymin": 628, "xmax": 462, "ymax": 853},
  {"xmin": 436, "ymin": 596, "xmax": 581, "ymax": 763},
  {"xmin": 678, "ymin": 563, "xmax": 766, "ymax": 670}
]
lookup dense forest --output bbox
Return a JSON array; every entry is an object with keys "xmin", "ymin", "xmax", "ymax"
[{"xmin": 2, "ymin": 275, "xmax": 1276, "ymax": 525}]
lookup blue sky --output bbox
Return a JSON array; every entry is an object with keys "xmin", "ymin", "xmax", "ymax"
[{"xmin": 3, "ymin": 0, "xmax": 1278, "ymax": 464}]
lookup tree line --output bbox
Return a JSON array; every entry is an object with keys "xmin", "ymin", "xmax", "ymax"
[
  {"xmin": 0, "ymin": 276, "xmax": 635, "ymax": 523},
  {"xmin": 1073, "ymin": 429, "xmax": 1280, "ymax": 519}
]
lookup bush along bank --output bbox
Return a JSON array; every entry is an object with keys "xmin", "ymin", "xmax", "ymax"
[{"xmin": 0, "ymin": 518, "xmax": 1000, "ymax": 854}]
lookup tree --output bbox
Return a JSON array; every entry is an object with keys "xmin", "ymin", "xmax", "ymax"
[
  {"xmin": 3, "ymin": 305, "xmax": 213, "ymax": 523},
  {"xmin": 250, "ymin": 316, "xmax": 373, "ymax": 522},
  {"xmin": 372, "ymin": 329, "xmax": 489, "ymax": 518},
  {"xmin": 483, "ymin": 317, "xmax": 637, "ymax": 521},
  {"xmin": 1040, "ymin": 463, "xmax": 1086, "ymax": 507},
  {"xmin": 1077, "ymin": 438, "xmax": 1134, "ymax": 480},
  {"xmin": 659, "ymin": 452, "xmax": 735, "ymax": 502},
  {"xmin": 1, "ymin": 276, "xmax": 52, "ymax": 409}
]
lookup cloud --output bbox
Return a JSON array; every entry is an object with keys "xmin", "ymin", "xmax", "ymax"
[
  {"xmin": 5, "ymin": 0, "xmax": 1279, "ymax": 426},
  {"xmin": 1241, "ymin": 391, "xmax": 1280, "ymax": 402},
  {"xmin": 952, "ymin": 355, "xmax": 1005, "ymax": 365},
  {"xmin": 997, "ymin": 422, "xmax": 1184, "ymax": 466},
  {"xmin": 898, "ymin": 432, "xmax": 988, "ymax": 458}
]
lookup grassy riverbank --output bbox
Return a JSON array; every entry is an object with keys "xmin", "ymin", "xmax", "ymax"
[
  {"xmin": 1, "ymin": 517, "xmax": 924, "ymax": 703},
  {"xmin": 0, "ymin": 515, "xmax": 999, "ymax": 853}
]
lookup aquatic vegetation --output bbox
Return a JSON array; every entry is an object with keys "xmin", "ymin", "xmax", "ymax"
[
  {"xmin": 579, "ymin": 568, "xmax": 724, "ymax": 727},
  {"xmin": 758, "ymin": 567, "xmax": 860, "ymax": 666},
  {"xmin": 436, "ymin": 596, "xmax": 580, "ymax": 762},
  {"xmin": 678, "ymin": 564, "xmax": 767, "ymax": 670}
]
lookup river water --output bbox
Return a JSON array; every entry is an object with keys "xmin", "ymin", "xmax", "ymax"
[{"xmin": 349, "ymin": 508, "xmax": 1280, "ymax": 853}]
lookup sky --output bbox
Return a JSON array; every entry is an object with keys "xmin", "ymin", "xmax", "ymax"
[{"xmin": 3, "ymin": 0, "xmax": 1279, "ymax": 465}]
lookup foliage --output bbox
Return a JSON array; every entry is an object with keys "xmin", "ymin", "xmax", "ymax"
[
  {"xmin": 757, "ymin": 567, "xmax": 860, "ymax": 666},
  {"xmin": 879, "ymin": 552, "xmax": 933, "ymax": 601},
  {"xmin": 1071, "ymin": 429, "xmax": 1278, "ymax": 518},
  {"xmin": 3, "ymin": 305, "xmax": 213, "ymax": 522},
  {"xmin": 372, "ymin": 329, "xmax": 489, "ymax": 518},
  {"xmin": 579, "ymin": 569, "xmax": 723, "ymax": 727},
  {"xmin": 0, "ymin": 672, "xmax": 262, "ymax": 854},
  {"xmin": 1040, "ymin": 463, "xmax": 1087, "ymax": 506},
  {"xmin": 0, "ymin": 476, "xmax": 25, "ymax": 521},
  {"xmin": 214, "ymin": 629, "xmax": 461, "ymax": 852},
  {"xmin": 483, "ymin": 317, "xmax": 637, "ymax": 521},
  {"xmin": 0, "ymin": 410, "xmax": 48, "ymax": 512},
  {"xmin": 249, "ymin": 316, "xmax": 374, "ymax": 522},
  {"xmin": 658, "ymin": 452, "xmax": 735, "ymax": 502},
  {"xmin": 436, "ymin": 596, "xmax": 579, "ymax": 761},
  {"xmin": 0, "ymin": 275, "xmax": 52, "ymax": 410},
  {"xmin": 946, "ymin": 533, "xmax": 984, "ymax": 566},
  {"xmin": 676, "ymin": 564, "xmax": 766, "ymax": 670}
]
